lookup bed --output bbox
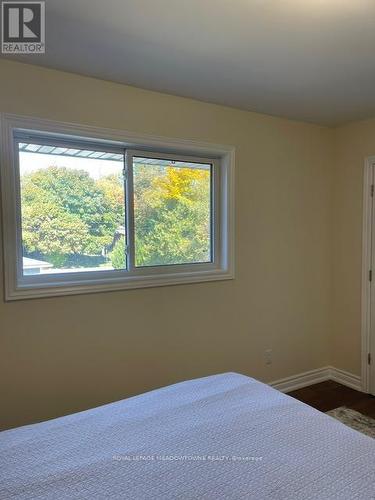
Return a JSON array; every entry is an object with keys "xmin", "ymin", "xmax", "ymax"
[{"xmin": 1, "ymin": 372, "xmax": 375, "ymax": 499}]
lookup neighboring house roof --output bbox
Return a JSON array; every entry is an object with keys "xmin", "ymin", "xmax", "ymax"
[{"xmin": 23, "ymin": 257, "xmax": 53, "ymax": 269}]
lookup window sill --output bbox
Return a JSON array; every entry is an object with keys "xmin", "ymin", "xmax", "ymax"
[{"xmin": 6, "ymin": 267, "xmax": 234, "ymax": 301}]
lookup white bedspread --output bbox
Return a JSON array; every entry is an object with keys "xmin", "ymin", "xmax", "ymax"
[{"xmin": 1, "ymin": 373, "xmax": 375, "ymax": 499}]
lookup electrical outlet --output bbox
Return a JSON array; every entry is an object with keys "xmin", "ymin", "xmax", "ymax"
[{"xmin": 265, "ymin": 349, "xmax": 272, "ymax": 365}]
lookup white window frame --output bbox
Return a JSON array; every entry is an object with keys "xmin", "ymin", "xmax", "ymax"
[{"xmin": 0, "ymin": 114, "xmax": 235, "ymax": 300}]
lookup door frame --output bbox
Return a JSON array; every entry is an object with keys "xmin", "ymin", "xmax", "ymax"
[{"xmin": 361, "ymin": 157, "xmax": 375, "ymax": 394}]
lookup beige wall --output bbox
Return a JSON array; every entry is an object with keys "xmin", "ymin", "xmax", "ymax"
[
  {"xmin": 332, "ymin": 118, "xmax": 375, "ymax": 375},
  {"xmin": 0, "ymin": 59, "xmax": 334, "ymax": 430}
]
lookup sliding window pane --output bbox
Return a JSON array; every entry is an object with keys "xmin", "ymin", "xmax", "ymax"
[
  {"xmin": 133, "ymin": 156, "xmax": 212, "ymax": 267},
  {"xmin": 19, "ymin": 143, "xmax": 126, "ymax": 275}
]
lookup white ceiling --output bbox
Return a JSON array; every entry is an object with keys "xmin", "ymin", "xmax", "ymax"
[{"xmin": 4, "ymin": 0, "xmax": 375, "ymax": 125}]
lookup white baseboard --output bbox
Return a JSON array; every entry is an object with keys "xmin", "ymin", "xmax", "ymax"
[
  {"xmin": 270, "ymin": 366, "xmax": 362, "ymax": 393},
  {"xmin": 271, "ymin": 367, "xmax": 331, "ymax": 393},
  {"xmin": 329, "ymin": 366, "xmax": 362, "ymax": 391}
]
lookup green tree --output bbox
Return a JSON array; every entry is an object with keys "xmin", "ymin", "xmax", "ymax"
[
  {"xmin": 134, "ymin": 165, "xmax": 211, "ymax": 266},
  {"xmin": 96, "ymin": 174, "xmax": 125, "ymax": 224},
  {"xmin": 21, "ymin": 167, "xmax": 121, "ymax": 265},
  {"xmin": 110, "ymin": 237, "xmax": 126, "ymax": 269},
  {"xmin": 21, "ymin": 163, "xmax": 211, "ymax": 270}
]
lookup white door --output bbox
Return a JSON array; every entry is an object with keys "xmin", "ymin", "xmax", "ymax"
[{"xmin": 368, "ymin": 161, "xmax": 375, "ymax": 394}]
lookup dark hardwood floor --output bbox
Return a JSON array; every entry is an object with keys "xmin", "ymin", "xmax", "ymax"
[{"xmin": 288, "ymin": 380, "xmax": 375, "ymax": 418}]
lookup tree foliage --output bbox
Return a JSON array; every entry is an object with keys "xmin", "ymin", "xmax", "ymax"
[
  {"xmin": 22, "ymin": 163, "xmax": 211, "ymax": 270},
  {"xmin": 110, "ymin": 237, "xmax": 126, "ymax": 269},
  {"xmin": 22, "ymin": 167, "xmax": 121, "ymax": 265},
  {"xmin": 134, "ymin": 166, "xmax": 211, "ymax": 266}
]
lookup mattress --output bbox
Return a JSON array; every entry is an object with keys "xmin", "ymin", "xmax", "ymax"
[{"xmin": 1, "ymin": 372, "xmax": 375, "ymax": 499}]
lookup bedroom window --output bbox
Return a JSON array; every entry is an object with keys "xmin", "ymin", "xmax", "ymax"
[{"xmin": 0, "ymin": 115, "xmax": 234, "ymax": 300}]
